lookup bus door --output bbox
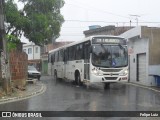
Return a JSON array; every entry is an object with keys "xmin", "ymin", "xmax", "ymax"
[
  {"xmin": 64, "ymin": 48, "xmax": 68, "ymax": 79},
  {"xmin": 84, "ymin": 42, "xmax": 90, "ymax": 80},
  {"xmin": 56, "ymin": 50, "xmax": 64, "ymax": 79}
]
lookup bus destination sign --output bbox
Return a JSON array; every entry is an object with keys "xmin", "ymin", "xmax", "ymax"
[{"xmin": 92, "ymin": 37, "xmax": 126, "ymax": 44}]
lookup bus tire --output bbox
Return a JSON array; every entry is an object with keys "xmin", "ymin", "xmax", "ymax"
[
  {"xmin": 75, "ymin": 72, "xmax": 82, "ymax": 86},
  {"xmin": 104, "ymin": 83, "xmax": 110, "ymax": 89}
]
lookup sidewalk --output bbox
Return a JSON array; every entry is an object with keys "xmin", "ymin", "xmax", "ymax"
[
  {"xmin": 123, "ymin": 82, "xmax": 160, "ymax": 93},
  {"xmin": 0, "ymin": 81, "xmax": 46, "ymax": 104}
]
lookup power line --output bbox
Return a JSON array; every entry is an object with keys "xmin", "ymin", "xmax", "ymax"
[
  {"xmin": 65, "ymin": 20, "xmax": 130, "ymax": 24},
  {"xmin": 66, "ymin": 1, "xmax": 130, "ymax": 20},
  {"xmin": 65, "ymin": 20, "xmax": 160, "ymax": 24},
  {"xmin": 66, "ymin": 0, "xmax": 160, "ymax": 25}
]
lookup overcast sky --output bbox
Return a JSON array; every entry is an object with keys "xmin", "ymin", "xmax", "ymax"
[{"xmin": 16, "ymin": 0, "xmax": 160, "ymax": 43}]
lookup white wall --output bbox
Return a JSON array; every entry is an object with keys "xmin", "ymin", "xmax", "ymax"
[
  {"xmin": 149, "ymin": 65, "xmax": 160, "ymax": 76},
  {"xmin": 121, "ymin": 26, "xmax": 142, "ymax": 39},
  {"xmin": 23, "ymin": 42, "xmax": 41, "ymax": 60},
  {"xmin": 121, "ymin": 26, "xmax": 156, "ymax": 86},
  {"xmin": 128, "ymin": 38, "xmax": 151, "ymax": 86}
]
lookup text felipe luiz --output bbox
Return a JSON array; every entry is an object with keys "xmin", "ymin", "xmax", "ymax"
[{"xmin": 140, "ymin": 112, "xmax": 159, "ymax": 117}]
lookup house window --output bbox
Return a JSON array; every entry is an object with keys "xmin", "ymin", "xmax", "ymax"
[
  {"xmin": 28, "ymin": 48, "xmax": 32, "ymax": 54},
  {"xmin": 23, "ymin": 49, "xmax": 26, "ymax": 53},
  {"xmin": 35, "ymin": 47, "xmax": 38, "ymax": 53}
]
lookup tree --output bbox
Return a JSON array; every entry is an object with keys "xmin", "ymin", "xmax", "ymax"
[
  {"xmin": 4, "ymin": 0, "xmax": 25, "ymax": 52},
  {"xmin": 4, "ymin": 0, "xmax": 64, "ymax": 45},
  {"xmin": 19, "ymin": 0, "xmax": 64, "ymax": 45},
  {"xmin": 6, "ymin": 34, "xmax": 20, "ymax": 51},
  {"xmin": 5, "ymin": 0, "xmax": 28, "ymax": 39}
]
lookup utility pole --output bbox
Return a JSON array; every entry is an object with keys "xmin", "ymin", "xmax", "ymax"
[
  {"xmin": 130, "ymin": 20, "xmax": 132, "ymax": 27},
  {"xmin": 0, "ymin": 0, "xmax": 11, "ymax": 94},
  {"xmin": 129, "ymin": 14, "xmax": 140, "ymax": 26},
  {"xmin": 0, "ymin": 0, "xmax": 4, "ymax": 50}
]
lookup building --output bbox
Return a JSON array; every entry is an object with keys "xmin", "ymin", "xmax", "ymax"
[
  {"xmin": 83, "ymin": 25, "xmax": 132, "ymax": 37},
  {"xmin": 23, "ymin": 42, "xmax": 41, "ymax": 70},
  {"xmin": 41, "ymin": 42, "xmax": 72, "ymax": 75},
  {"xmin": 121, "ymin": 26, "xmax": 160, "ymax": 86}
]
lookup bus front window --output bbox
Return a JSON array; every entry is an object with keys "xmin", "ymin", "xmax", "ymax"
[{"xmin": 92, "ymin": 45, "xmax": 128, "ymax": 68}]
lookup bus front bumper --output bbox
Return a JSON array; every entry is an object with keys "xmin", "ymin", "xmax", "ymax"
[{"xmin": 90, "ymin": 73, "xmax": 128, "ymax": 83}]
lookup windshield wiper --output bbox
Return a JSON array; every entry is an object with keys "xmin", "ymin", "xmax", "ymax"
[
  {"xmin": 118, "ymin": 44, "xmax": 127, "ymax": 55},
  {"xmin": 100, "ymin": 44, "xmax": 108, "ymax": 54},
  {"xmin": 118, "ymin": 44, "xmax": 125, "ymax": 49},
  {"xmin": 100, "ymin": 44, "xmax": 112, "ymax": 66}
]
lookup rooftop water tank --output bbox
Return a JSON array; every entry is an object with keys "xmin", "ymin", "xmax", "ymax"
[{"xmin": 89, "ymin": 25, "xmax": 101, "ymax": 30}]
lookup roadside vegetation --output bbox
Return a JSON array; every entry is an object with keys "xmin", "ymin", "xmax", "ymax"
[{"xmin": 5, "ymin": 0, "xmax": 64, "ymax": 46}]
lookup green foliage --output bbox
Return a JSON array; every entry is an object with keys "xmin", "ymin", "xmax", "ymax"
[
  {"xmin": 6, "ymin": 35, "xmax": 20, "ymax": 51},
  {"xmin": 19, "ymin": 0, "xmax": 65, "ymax": 45},
  {"xmin": 3, "ymin": 0, "xmax": 22, "ymax": 51},
  {"xmin": 5, "ymin": 0, "xmax": 64, "ymax": 45},
  {"xmin": 5, "ymin": 0, "xmax": 28, "ymax": 38}
]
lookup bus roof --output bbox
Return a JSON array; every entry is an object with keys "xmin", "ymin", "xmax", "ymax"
[{"xmin": 49, "ymin": 35, "xmax": 125, "ymax": 54}]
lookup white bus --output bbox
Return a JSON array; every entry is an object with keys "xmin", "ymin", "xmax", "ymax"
[{"xmin": 48, "ymin": 35, "xmax": 128, "ymax": 89}]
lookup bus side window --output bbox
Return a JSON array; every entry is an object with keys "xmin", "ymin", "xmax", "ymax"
[
  {"xmin": 68, "ymin": 47, "xmax": 71, "ymax": 61},
  {"xmin": 59, "ymin": 49, "xmax": 63, "ymax": 62},
  {"xmin": 76, "ymin": 43, "xmax": 83, "ymax": 60},
  {"xmin": 55, "ymin": 51, "xmax": 58, "ymax": 62},
  {"xmin": 64, "ymin": 48, "xmax": 68, "ymax": 62},
  {"xmin": 69, "ymin": 46, "xmax": 76, "ymax": 61},
  {"xmin": 48, "ymin": 54, "xmax": 51, "ymax": 63},
  {"xmin": 58, "ymin": 51, "xmax": 60, "ymax": 62},
  {"xmin": 79, "ymin": 44, "xmax": 83, "ymax": 59},
  {"xmin": 72, "ymin": 46, "xmax": 76, "ymax": 60},
  {"xmin": 75, "ymin": 45, "xmax": 78, "ymax": 60},
  {"xmin": 51, "ymin": 54, "xmax": 55, "ymax": 65},
  {"xmin": 63, "ymin": 49, "xmax": 65, "ymax": 62}
]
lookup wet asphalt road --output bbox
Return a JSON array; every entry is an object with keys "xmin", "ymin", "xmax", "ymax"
[{"xmin": 0, "ymin": 76, "xmax": 160, "ymax": 120}]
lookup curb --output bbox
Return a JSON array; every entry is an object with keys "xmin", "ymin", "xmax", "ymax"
[
  {"xmin": 0, "ymin": 83, "xmax": 46, "ymax": 105},
  {"xmin": 121, "ymin": 82, "xmax": 160, "ymax": 93}
]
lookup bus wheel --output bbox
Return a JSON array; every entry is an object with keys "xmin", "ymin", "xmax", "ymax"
[
  {"xmin": 75, "ymin": 73, "xmax": 82, "ymax": 86},
  {"xmin": 104, "ymin": 83, "xmax": 110, "ymax": 89}
]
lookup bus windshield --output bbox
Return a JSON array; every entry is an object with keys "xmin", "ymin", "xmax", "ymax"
[{"xmin": 92, "ymin": 44, "xmax": 128, "ymax": 68}]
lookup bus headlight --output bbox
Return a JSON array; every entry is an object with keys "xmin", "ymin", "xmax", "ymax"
[
  {"xmin": 91, "ymin": 68, "xmax": 103, "ymax": 76},
  {"xmin": 120, "ymin": 70, "xmax": 128, "ymax": 76},
  {"xmin": 98, "ymin": 73, "xmax": 103, "ymax": 76},
  {"xmin": 92, "ymin": 68, "xmax": 98, "ymax": 74}
]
